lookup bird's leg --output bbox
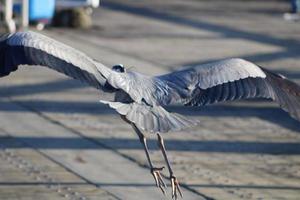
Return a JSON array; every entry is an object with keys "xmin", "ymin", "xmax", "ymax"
[
  {"xmin": 157, "ymin": 133, "xmax": 183, "ymax": 199},
  {"xmin": 131, "ymin": 124, "xmax": 166, "ymax": 193}
]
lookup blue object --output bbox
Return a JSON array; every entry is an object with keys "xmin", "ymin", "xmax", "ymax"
[
  {"xmin": 29, "ymin": 0, "xmax": 55, "ymax": 21},
  {"xmin": 13, "ymin": 4, "xmax": 22, "ymax": 14},
  {"xmin": 291, "ymin": 0, "xmax": 300, "ymax": 13}
]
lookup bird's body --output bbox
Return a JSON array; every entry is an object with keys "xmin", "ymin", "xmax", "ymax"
[{"xmin": 1, "ymin": 31, "xmax": 300, "ymax": 199}]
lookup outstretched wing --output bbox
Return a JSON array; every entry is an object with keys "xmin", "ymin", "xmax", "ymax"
[
  {"xmin": 157, "ymin": 58, "xmax": 300, "ymax": 121},
  {"xmin": 0, "ymin": 31, "xmax": 114, "ymax": 93}
]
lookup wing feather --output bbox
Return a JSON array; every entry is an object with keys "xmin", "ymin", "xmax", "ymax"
[
  {"xmin": 0, "ymin": 31, "xmax": 114, "ymax": 93},
  {"xmin": 157, "ymin": 58, "xmax": 300, "ymax": 121}
]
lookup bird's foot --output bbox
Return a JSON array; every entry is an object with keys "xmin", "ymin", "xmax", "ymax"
[
  {"xmin": 151, "ymin": 167, "xmax": 166, "ymax": 194},
  {"xmin": 170, "ymin": 175, "xmax": 183, "ymax": 200}
]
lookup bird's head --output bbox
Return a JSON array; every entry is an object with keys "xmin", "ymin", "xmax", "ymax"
[{"xmin": 112, "ymin": 64, "xmax": 126, "ymax": 73}]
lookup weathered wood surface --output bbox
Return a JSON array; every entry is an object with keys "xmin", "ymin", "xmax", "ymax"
[{"xmin": 0, "ymin": 0, "xmax": 300, "ymax": 199}]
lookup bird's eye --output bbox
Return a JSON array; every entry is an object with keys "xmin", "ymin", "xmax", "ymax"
[{"xmin": 112, "ymin": 64, "xmax": 125, "ymax": 73}]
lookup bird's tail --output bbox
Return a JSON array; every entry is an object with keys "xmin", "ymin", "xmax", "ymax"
[{"xmin": 100, "ymin": 100, "xmax": 199, "ymax": 133}]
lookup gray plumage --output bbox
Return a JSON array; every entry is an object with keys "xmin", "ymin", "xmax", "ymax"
[
  {"xmin": 0, "ymin": 31, "xmax": 112, "ymax": 92},
  {"xmin": 1, "ymin": 31, "xmax": 300, "ymax": 134}
]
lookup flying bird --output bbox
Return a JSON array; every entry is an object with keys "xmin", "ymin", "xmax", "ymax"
[{"xmin": 1, "ymin": 31, "xmax": 300, "ymax": 199}]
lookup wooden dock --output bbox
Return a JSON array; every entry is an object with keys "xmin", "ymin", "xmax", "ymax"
[{"xmin": 0, "ymin": 0, "xmax": 299, "ymax": 199}]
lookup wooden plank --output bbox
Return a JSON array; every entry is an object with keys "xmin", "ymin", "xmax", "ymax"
[{"xmin": 0, "ymin": 100, "xmax": 203, "ymax": 200}]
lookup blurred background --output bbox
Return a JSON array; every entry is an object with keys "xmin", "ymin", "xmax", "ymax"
[{"xmin": 0, "ymin": 0, "xmax": 299, "ymax": 200}]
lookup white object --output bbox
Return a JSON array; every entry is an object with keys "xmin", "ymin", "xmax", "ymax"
[
  {"xmin": 284, "ymin": 13, "xmax": 300, "ymax": 21},
  {"xmin": 21, "ymin": 0, "xmax": 29, "ymax": 28},
  {"xmin": 2, "ymin": 0, "xmax": 29, "ymax": 32},
  {"xmin": 4, "ymin": 0, "xmax": 16, "ymax": 32}
]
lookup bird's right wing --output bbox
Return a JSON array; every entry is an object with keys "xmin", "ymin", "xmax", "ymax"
[
  {"xmin": 0, "ymin": 31, "xmax": 114, "ymax": 93},
  {"xmin": 157, "ymin": 58, "xmax": 300, "ymax": 121}
]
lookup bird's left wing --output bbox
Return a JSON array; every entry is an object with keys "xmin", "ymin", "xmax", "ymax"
[
  {"xmin": 0, "ymin": 31, "xmax": 114, "ymax": 94},
  {"xmin": 156, "ymin": 58, "xmax": 300, "ymax": 121}
]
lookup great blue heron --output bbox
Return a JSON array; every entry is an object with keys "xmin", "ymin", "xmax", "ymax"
[{"xmin": 1, "ymin": 31, "xmax": 300, "ymax": 199}]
